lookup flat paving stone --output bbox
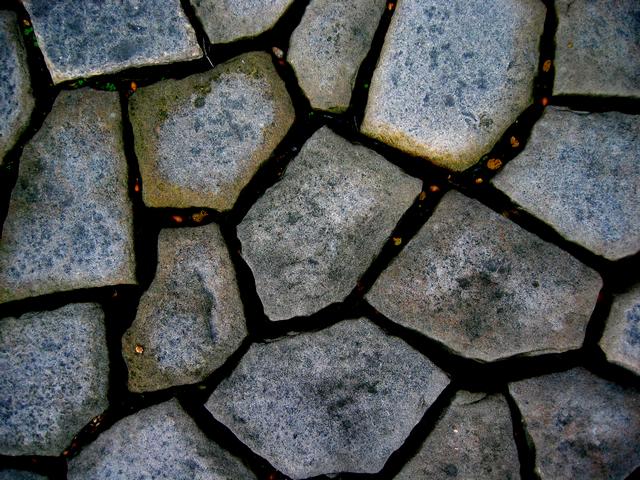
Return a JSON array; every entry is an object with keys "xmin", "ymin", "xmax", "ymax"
[
  {"xmin": 122, "ymin": 223, "xmax": 247, "ymax": 392},
  {"xmin": 238, "ymin": 126, "xmax": 421, "ymax": 320},
  {"xmin": 394, "ymin": 391, "xmax": 519, "ymax": 480},
  {"xmin": 509, "ymin": 368, "xmax": 640, "ymax": 479},
  {"xmin": 0, "ymin": 471, "xmax": 46, "ymax": 480},
  {"xmin": 361, "ymin": 0, "xmax": 545, "ymax": 171},
  {"xmin": 67, "ymin": 399, "xmax": 255, "ymax": 480},
  {"xmin": 367, "ymin": 191, "xmax": 602, "ymax": 362},
  {"xmin": 599, "ymin": 284, "xmax": 640, "ymax": 376},
  {"xmin": 288, "ymin": 0, "xmax": 386, "ymax": 112},
  {"xmin": 22, "ymin": 0, "xmax": 202, "ymax": 84},
  {"xmin": 492, "ymin": 107, "xmax": 640, "ymax": 261},
  {"xmin": 0, "ymin": 303, "xmax": 109, "ymax": 456},
  {"xmin": 129, "ymin": 52, "xmax": 294, "ymax": 210},
  {"xmin": 0, "ymin": 90, "xmax": 136, "ymax": 304},
  {"xmin": 206, "ymin": 318, "xmax": 449, "ymax": 479},
  {"xmin": 554, "ymin": 0, "xmax": 640, "ymax": 97}
]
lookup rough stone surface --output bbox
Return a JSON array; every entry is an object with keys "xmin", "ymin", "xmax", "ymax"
[
  {"xmin": 367, "ymin": 191, "xmax": 602, "ymax": 362},
  {"xmin": 238, "ymin": 126, "xmax": 421, "ymax": 320},
  {"xmin": 599, "ymin": 285, "xmax": 640, "ymax": 376},
  {"xmin": 129, "ymin": 52, "xmax": 294, "ymax": 210},
  {"xmin": 0, "ymin": 90, "xmax": 136, "ymax": 304},
  {"xmin": 395, "ymin": 391, "xmax": 519, "ymax": 479},
  {"xmin": 0, "ymin": 303, "xmax": 109, "ymax": 456},
  {"xmin": 206, "ymin": 318, "xmax": 449, "ymax": 479},
  {"xmin": 122, "ymin": 223, "xmax": 247, "ymax": 392},
  {"xmin": 288, "ymin": 0, "xmax": 386, "ymax": 112},
  {"xmin": 22, "ymin": 0, "xmax": 202, "ymax": 84},
  {"xmin": 67, "ymin": 399, "xmax": 255, "ymax": 480},
  {"xmin": 493, "ymin": 107, "xmax": 640, "ymax": 261},
  {"xmin": 554, "ymin": 0, "xmax": 640, "ymax": 97},
  {"xmin": 0, "ymin": 471, "xmax": 46, "ymax": 480},
  {"xmin": 510, "ymin": 368, "xmax": 640, "ymax": 479},
  {"xmin": 361, "ymin": 0, "xmax": 545, "ymax": 171}
]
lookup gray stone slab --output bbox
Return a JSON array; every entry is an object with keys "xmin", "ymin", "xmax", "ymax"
[
  {"xmin": 0, "ymin": 90, "xmax": 136, "ymax": 304},
  {"xmin": 361, "ymin": 0, "xmax": 545, "ymax": 171},
  {"xmin": 509, "ymin": 368, "xmax": 640, "ymax": 479},
  {"xmin": 367, "ymin": 191, "xmax": 602, "ymax": 362},
  {"xmin": 22, "ymin": 0, "xmax": 202, "ymax": 84},
  {"xmin": 122, "ymin": 223, "xmax": 247, "ymax": 392},
  {"xmin": 492, "ymin": 107, "xmax": 640, "ymax": 261},
  {"xmin": 0, "ymin": 471, "xmax": 46, "ymax": 480},
  {"xmin": 288, "ymin": 0, "xmax": 386, "ymax": 112},
  {"xmin": 67, "ymin": 399, "xmax": 255, "ymax": 480},
  {"xmin": 554, "ymin": 0, "xmax": 640, "ymax": 97},
  {"xmin": 129, "ymin": 52, "xmax": 294, "ymax": 210},
  {"xmin": 238, "ymin": 126, "xmax": 421, "ymax": 320},
  {"xmin": 206, "ymin": 318, "xmax": 449, "ymax": 479},
  {"xmin": 0, "ymin": 303, "xmax": 109, "ymax": 456},
  {"xmin": 599, "ymin": 285, "xmax": 640, "ymax": 376},
  {"xmin": 395, "ymin": 391, "xmax": 519, "ymax": 479}
]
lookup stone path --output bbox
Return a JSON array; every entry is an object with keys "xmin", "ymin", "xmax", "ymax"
[{"xmin": 0, "ymin": 0, "xmax": 638, "ymax": 479}]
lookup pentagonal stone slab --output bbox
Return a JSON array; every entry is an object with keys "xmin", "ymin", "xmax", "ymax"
[
  {"xmin": 0, "ymin": 90, "xmax": 136, "ymax": 304},
  {"xmin": 67, "ymin": 399, "xmax": 255, "ymax": 480},
  {"xmin": 129, "ymin": 52, "xmax": 294, "ymax": 210},
  {"xmin": 206, "ymin": 318, "xmax": 449, "ymax": 479},
  {"xmin": 0, "ymin": 471, "xmax": 46, "ymax": 480},
  {"xmin": 0, "ymin": 303, "xmax": 109, "ymax": 456},
  {"xmin": 395, "ymin": 391, "xmax": 519, "ymax": 479},
  {"xmin": 599, "ymin": 285, "xmax": 640, "ymax": 376},
  {"xmin": 238, "ymin": 126, "xmax": 421, "ymax": 320},
  {"xmin": 492, "ymin": 107, "xmax": 640, "ymax": 261},
  {"xmin": 22, "ymin": 0, "xmax": 202, "ymax": 84},
  {"xmin": 122, "ymin": 223, "xmax": 247, "ymax": 392},
  {"xmin": 367, "ymin": 191, "xmax": 601, "ymax": 362},
  {"xmin": 509, "ymin": 368, "xmax": 640, "ymax": 479},
  {"xmin": 288, "ymin": 0, "xmax": 386, "ymax": 112}
]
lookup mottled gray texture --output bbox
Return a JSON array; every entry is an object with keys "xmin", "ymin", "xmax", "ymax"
[
  {"xmin": 0, "ymin": 471, "xmax": 46, "ymax": 480},
  {"xmin": 22, "ymin": 0, "xmax": 202, "ymax": 84},
  {"xmin": 554, "ymin": 0, "xmax": 640, "ymax": 97},
  {"xmin": 367, "ymin": 191, "xmax": 601, "ymax": 362},
  {"xmin": 510, "ymin": 368, "xmax": 640, "ymax": 479},
  {"xmin": 0, "ymin": 303, "xmax": 109, "ymax": 456},
  {"xmin": 206, "ymin": 318, "xmax": 449, "ymax": 479},
  {"xmin": 599, "ymin": 285, "xmax": 640, "ymax": 376},
  {"xmin": 129, "ymin": 52, "xmax": 294, "ymax": 210},
  {"xmin": 67, "ymin": 399, "xmax": 255, "ymax": 480},
  {"xmin": 492, "ymin": 107, "xmax": 640, "ymax": 261},
  {"xmin": 122, "ymin": 223, "xmax": 247, "ymax": 392},
  {"xmin": 0, "ymin": 90, "xmax": 136, "ymax": 304},
  {"xmin": 395, "ymin": 392, "xmax": 519, "ymax": 480},
  {"xmin": 288, "ymin": 0, "xmax": 386, "ymax": 112},
  {"xmin": 362, "ymin": 0, "xmax": 545, "ymax": 171},
  {"xmin": 238, "ymin": 127, "xmax": 421, "ymax": 320}
]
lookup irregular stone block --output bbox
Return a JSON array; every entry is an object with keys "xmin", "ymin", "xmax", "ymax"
[
  {"xmin": 599, "ymin": 285, "xmax": 640, "ymax": 376},
  {"xmin": 67, "ymin": 399, "xmax": 255, "ymax": 480},
  {"xmin": 492, "ymin": 107, "xmax": 640, "ymax": 261},
  {"xmin": 0, "ymin": 303, "xmax": 109, "ymax": 456},
  {"xmin": 288, "ymin": 0, "xmax": 386, "ymax": 112},
  {"xmin": 129, "ymin": 52, "xmax": 294, "ymax": 210},
  {"xmin": 238, "ymin": 126, "xmax": 421, "ymax": 320},
  {"xmin": 0, "ymin": 90, "xmax": 136, "ymax": 304},
  {"xmin": 22, "ymin": 0, "xmax": 202, "ymax": 84},
  {"xmin": 362, "ymin": 0, "xmax": 545, "ymax": 171},
  {"xmin": 367, "ymin": 191, "xmax": 601, "ymax": 362},
  {"xmin": 206, "ymin": 318, "xmax": 449, "ymax": 479},
  {"xmin": 0, "ymin": 471, "xmax": 46, "ymax": 480},
  {"xmin": 509, "ymin": 368, "xmax": 640, "ymax": 479}
]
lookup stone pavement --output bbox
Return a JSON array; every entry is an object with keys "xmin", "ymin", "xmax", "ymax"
[{"xmin": 0, "ymin": 0, "xmax": 638, "ymax": 479}]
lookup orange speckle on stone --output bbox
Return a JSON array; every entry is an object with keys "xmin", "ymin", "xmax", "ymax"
[
  {"xmin": 541, "ymin": 97, "xmax": 549, "ymax": 107},
  {"xmin": 192, "ymin": 210, "xmax": 209, "ymax": 223},
  {"xmin": 474, "ymin": 177, "xmax": 484, "ymax": 184},
  {"xmin": 418, "ymin": 191, "xmax": 427, "ymax": 201},
  {"xmin": 135, "ymin": 344, "xmax": 144, "ymax": 354},
  {"xmin": 22, "ymin": 19, "xmax": 30, "ymax": 26},
  {"xmin": 487, "ymin": 158, "xmax": 502, "ymax": 170},
  {"xmin": 542, "ymin": 59, "xmax": 552, "ymax": 72},
  {"xmin": 171, "ymin": 215, "xmax": 184, "ymax": 224},
  {"xmin": 272, "ymin": 46, "xmax": 284, "ymax": 59},
  {"xmin": 510, "ymin": 136, "xmax": 520, "ymax": 148},
  {"xmin": 388, "ymin": 2, "xmax": 395, "ymax": 11},
  {"xmin": 392, "ymin": 237, "xmax": 402, "ymax": 246},
  {"xmin": 130, "ymin": 81, "xmax": 137, "ymax": 93},
  {"xmin": 134, "ymin": 180, "xmax": 140, "ymax": 193},
  {"xmin": 567, "ymin": 41, "xmax": 573, "ymax": 49},
  {"xmin": 429, "ymin": 185, "xmax": 440, "ymax": 193}
]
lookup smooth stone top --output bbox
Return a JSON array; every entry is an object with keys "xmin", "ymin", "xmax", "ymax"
[
  {"xmin": 599, "ymin": 284, "xmax": 640, "ymax": 376},
  {"xmin": 509, "ymin": 368, "xmax": 640, "ymax": 479},
  {"xmin": 0, "ymin": 90, "xmax": 136, "ymax": 304},
  {"xmin": 288, "ymin": 0, "xmax": 386, "ymax": 112},
  {"xmin": 362, "ymin": 0, "xmax": 545, "ymax": 171},
  {"xmin": 129, "ymin": 52, "xmax": 294, "ymax": 210},
  {"xmin": 122, "ymin": 223, "xmax": 247, "ymax": 392},
  {"xmin": 554, "ymin": 0, "xmax": 640, "ymax": 97},
  {"xmin": 67, "ymin": 399, "xmax": 255, "ymax": 480},
  {"xmin": 0, "ymin": 303, "xmax": 109, "ymax": 456},
  {"xmin": 492, "ymin": 107, "xmax": 640, "ymax": 261},
  {"xmin": 238, "ymin": 126, "xmax": 421, "ymax": 320},
  {"xmin": 0, "ymin": 471, "xmax": 46, "ymax": 480},
  {"xmin": 367, "ymin": 191, "xmax": 602, "ymax": 362},
  {"xmin": 206, "ymin": 318, "xmax": 449, "ymax": 479}
]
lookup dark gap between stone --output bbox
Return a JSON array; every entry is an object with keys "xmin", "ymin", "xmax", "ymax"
[{"xmin": 504, "ymin": 388, "xmax": 540, "ymax": 480}]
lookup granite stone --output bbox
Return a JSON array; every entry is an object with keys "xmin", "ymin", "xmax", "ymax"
[
  {"xmin": 599, "ymin": 285, "xmax": 640, "ymax": 376},
  {"xmin": 0, "ymin": 471, "xmax": 46, "ymax": 480}
]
